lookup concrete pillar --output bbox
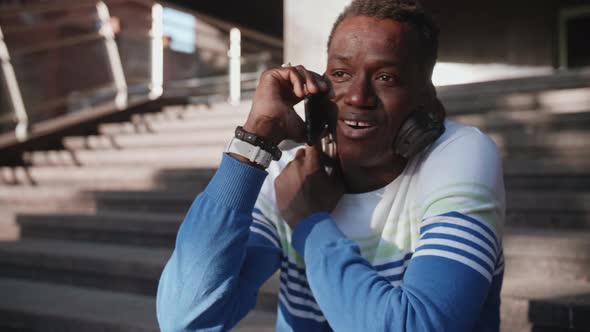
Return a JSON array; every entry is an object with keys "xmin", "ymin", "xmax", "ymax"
[{"xmin": 284, "ymin": 0, "xmax": 351, "ymax": 73}]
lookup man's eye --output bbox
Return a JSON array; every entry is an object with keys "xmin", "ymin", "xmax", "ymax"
[
  {"xmin": 377, "ymin": 74, "xmax": 395, "ymax": 82},
  {"xmin": 333, "ymin": 71, "xmax": 347, "ymax": 78}
]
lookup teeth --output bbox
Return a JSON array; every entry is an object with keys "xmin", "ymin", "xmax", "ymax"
[{"xmin": 344, "ymin": 120, "xmax": 372, "ymax": 128}]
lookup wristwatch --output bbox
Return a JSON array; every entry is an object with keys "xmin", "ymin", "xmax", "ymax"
[{"xmin": 226, "ymin": 137, "xmax": 274, "ymax": 168}]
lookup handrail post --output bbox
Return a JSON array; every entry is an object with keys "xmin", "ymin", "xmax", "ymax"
[
  {"xmin": 228, "ymin": 28, "xmax": 241, "ymax": 106},
  {"xmin": 0, "ymin": 25, "xmax": 28, "ymax": 141},
  {"xmin": 150, "ymin": 3, "xmax": 164, "ymax": 100},
  {"xmin": 96, "ymin": 1, "xmax": 128, "ymax": 109}
]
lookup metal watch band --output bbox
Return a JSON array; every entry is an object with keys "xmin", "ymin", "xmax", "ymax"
[
  {"xmin": 226, "ymin": 137, "xmax": 273, "ymax": 168},
  {"xmin": 235, "ymin": 126, "xmax": 282, "ymax": 161}
]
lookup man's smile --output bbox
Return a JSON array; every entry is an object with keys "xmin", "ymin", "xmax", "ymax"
[{"xmin": 338, "ymin": 118, "xmax": 378, "ymax": 139}]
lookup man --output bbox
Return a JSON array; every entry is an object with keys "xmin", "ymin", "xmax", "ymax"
[{"xmin": 157, "ymin": 0, "xmax": 505, "ymax": 331}]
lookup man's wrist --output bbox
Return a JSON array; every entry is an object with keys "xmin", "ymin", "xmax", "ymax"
[
  {"xmin": 205, "ymin": 153, "xmax": 268, "ymax": 212},
  {"xmin": 227, "ymin": 152, "xmax": 266, "ymax": 170},
  {"xmin": 243, "ymin": 119, "xmax": 282, "ymax": 146},
  {"xmin": 235, "ymin": 126, "xmax": 282, "ymax": 161}
]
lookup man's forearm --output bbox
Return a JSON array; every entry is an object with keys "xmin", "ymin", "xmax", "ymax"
[
  {"xmin": 292, "ymin": 213, "xmax": 494, "ymax": 332},
  {"xmin": 156, "ymin": 154, "xmax": 275, "ymax": 332}
]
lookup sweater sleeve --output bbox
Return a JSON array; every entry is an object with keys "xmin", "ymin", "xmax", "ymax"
[
  {"xmin": 290, "ymin": 129, "xmax": 505, "ymax": 332},
  {"xmin": 156, "ymin": 154, "xmax": 282, "ymax": 332}
]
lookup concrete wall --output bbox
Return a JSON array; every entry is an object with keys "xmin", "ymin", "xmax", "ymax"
[{"xmin": 284, "ymin": 0, "xmax": 350, "ymax": 73}]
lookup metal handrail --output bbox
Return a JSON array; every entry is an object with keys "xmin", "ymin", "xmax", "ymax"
[
  {"xmin": 0, "ymin": 0, "xmax": 282, "ymax": 143},
  {"xmin": 0, "ymin": 0, "xmax": 283, "ymax": 50}
]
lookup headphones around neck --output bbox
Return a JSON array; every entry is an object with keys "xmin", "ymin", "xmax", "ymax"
[{"xmin": 393, "ymin": 96, "xmax": 446, "ymax": 159}]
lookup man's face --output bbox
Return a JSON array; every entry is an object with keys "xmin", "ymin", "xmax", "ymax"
[{"xmin": 326, "ymin": 16, "xmax": 426, "ymax": 167}]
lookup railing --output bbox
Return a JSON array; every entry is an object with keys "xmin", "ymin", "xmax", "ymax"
[{"xmin": 0, "ymin": 0, "xmax": 283, "ymax": 140}]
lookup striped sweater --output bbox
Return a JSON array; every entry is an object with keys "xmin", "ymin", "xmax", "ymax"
[{"xmin": 157, "ymin": 120, "xmax": 506, "ymax": 332}]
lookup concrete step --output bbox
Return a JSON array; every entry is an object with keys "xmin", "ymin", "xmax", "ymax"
[
  {"xmin": 63, "ymin": 130, "xmax": 234, "ymax": 150},
  {"xmin": 437, "ymin": 70, "xmax": 590, "ymax": 100},
  {"xmin": 501, "ymin": 278, "xmax": 590, "ymax": 332},
  {"xmin": 506, "ymin": 192, "xmax": 590, "ymax": 229},
  {"xmin": 491, "ymin": 132, "xmax": 590, "ymax": 161},
  {"xmin": 97, "ymin": 101, "xmax": 250, "ymax": 136},
  {"xmin": 23, "ymin": 146, "xmax": 224, "ymax": 167},
  {"xmin": 0, "ymin": 238, "xmax": 280, "ymax": 306},
  {"xmin": 0, "ymin": 278, "xmax": 159, "ymax": 332},
  {"xmin": 450, "ymin": 109, "xmax": 590, "ymax": 132},
  {"xmin": 160, "ymin": 100, "xmax": 252, "ymax": 118},
  {"xmin": 443, "ymin": 87, "xmax": 590, "ymax": 115},
  {"xmin": 504, "ymin": 174, "xmax": 590, "ymax": 192},
  {"xmin": 0, "ymin": 188, "xmax": 197, "ymax": 214},
  {"xmin": 503, "ymin": 228, "xmax": 590, "ymax": 282},
  {"xmin": 503, "ymin": 158, "xmax": 590, "ymax": 175},
  {"xmin": 17, "ymin": 211, "xmax": 182, "ymax": 248},
  {"xmin": 0, "ymin": 278, "xmax": 277, "ymax": 332},
  {"xmin": 507, "ymin": 192, "xmax": 590, "ymax": 213},
  {"xmin": 136, "ymin": 106, "xmax": 249, "ymax": 122},
  {"xmin": 500, "ymin": 148, "xmax": 590, "ymax": 161},
  {"xmin": 98, "ymin": 115, "xmax": 245, "ymax": 136},
  {"xmin": 489, "ymin": 129, "xmax": 590, "ymax": 151},
  {"xmin": 0, "ymin": 239, "xmax": 169, "ymax": 295},
  {"xmin": 506, "ymin": 210, "xmax": 590, "ymax": 229},
  {"xmin": 0, "ymin": 165, "xmax": 215, "ymax": 191}
]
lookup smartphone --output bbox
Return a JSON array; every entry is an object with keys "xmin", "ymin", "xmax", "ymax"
[
  {"xmin": 304, "ymin": 92, "xmax": 337, "ymax": 172},
  {"xmin": 304, "ymin": 92, "xmax": 330, "ymax": 146}
]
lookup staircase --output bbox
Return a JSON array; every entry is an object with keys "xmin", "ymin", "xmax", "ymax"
[
  {"xmin": 0, "ymin": 71, "xmax": 589, "ymax": 331},
  {"xmin": 0, "ymin": 100, "xmax": 278, "ymax": 332}
]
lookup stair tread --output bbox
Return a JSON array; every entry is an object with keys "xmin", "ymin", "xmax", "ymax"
[
  {"xmin": 0, "ymin": 237, "xmax": 280, "ymax": 296},
  {"xmin": 23, "ymin": 146, "xmax": 225, "ymax": 167},
  {"xmin": 502, "ymin": 277, "xmax": 590, "ymax": 303},
  {"xmin": 64, "ymin": 130, "xmax": 234, "ymax": 149},
  {"xmin": 506, "ymin": 191, "xmax": 590, "ymax": 211},
  {"xmin": 0, "ymin": 278, "xmax": 158, "ymax": 331},
  {"xmin": 17, "ymin": 211, "xmax": 183, "ymax": 234},
  {"xmin": 0, "ymin": 278, "xmax": 276, "ymax": 332},
  {"xmin": 0, "ymin": 239, "xmax": 170, "ymax": 272},
  {"xmin": 504, "ymin": 227, "xmax": 590, "ymax": 257}
]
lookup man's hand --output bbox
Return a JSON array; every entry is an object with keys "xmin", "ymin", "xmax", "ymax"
[
  {"xmin": 243, "ymin": 65, "xmax": 329, "ymax": 145},
  {"xmin": 275, "ymin": 145, "xmax": 344, "ymax": 229}
]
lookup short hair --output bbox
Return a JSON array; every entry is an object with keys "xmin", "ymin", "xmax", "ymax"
[{"xmin": 327, "ymin": 0, "xmax": 439, "ymax": 77}]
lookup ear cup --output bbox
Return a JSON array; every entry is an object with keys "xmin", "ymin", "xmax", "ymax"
[{"xmin": 393, "ymin": 111, "xmax": 445, "ymax": 159}]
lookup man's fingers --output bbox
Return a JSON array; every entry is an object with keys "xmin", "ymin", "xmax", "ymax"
[
  {"xmin": 283, "ymin": 66, "xmax": 306, "ymax": 98},
  {"xmin": 303, "ymin": 144, "xmax": 321, "ymax": 169},
  {"xmin": 277, "ymin": 65, "xmax": 327, "ymax": 98},
  {"xmin": 294, "ymin": 147, "xmax": 306, "ymax": 159},
  {"xmin": 294, "ymin": 65, "xmax": 327, "ymax": 95},
  {"xmin": 280, "ymin": 108, "xmax": 306, "ymax": 143}
]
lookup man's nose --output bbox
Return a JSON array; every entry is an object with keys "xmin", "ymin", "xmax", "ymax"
[{"xmin": 343, "ymin": 76, "xmax": 377, "ymax": 108}]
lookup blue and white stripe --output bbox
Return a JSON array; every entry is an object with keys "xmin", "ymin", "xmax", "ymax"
[
  {"xmin": 279, "ymin": 257, "xmax": 326, "ymax": 322},
  {"xmin": 413, "ymin": 211, "xmax": 500, "ymax": 282},
  {"xmin": 374, "ymin": 251, "xmax": 413, "ymax": 286},
  {"xmin": 250, "ymin": 208, "xmax": 281, "ymax": 248}
]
